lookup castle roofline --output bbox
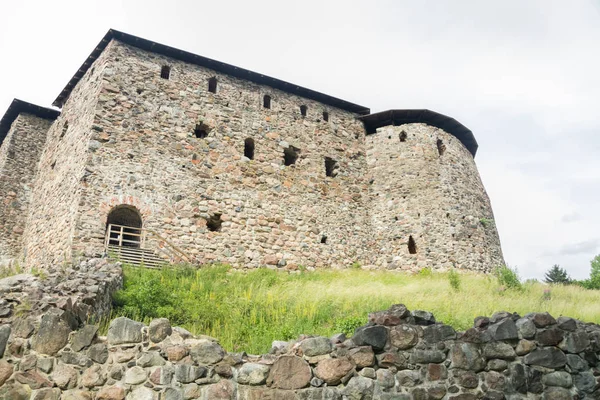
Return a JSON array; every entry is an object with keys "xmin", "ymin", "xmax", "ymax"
[
  {"xmin": 359, "ymin": 109, "xmax": 478, "ymax": 157},
  {"xmin": 52, "ymin": 29, "xmax": 371, "ymax": 115},
  {"xmin": 0, "ymin": 99, "xmax": 60, "ymax": 147}
]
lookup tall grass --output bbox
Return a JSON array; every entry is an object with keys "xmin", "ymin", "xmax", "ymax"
[{"xmin": 109, "ymin": 265, "xmax": 600, "ymax": 354}]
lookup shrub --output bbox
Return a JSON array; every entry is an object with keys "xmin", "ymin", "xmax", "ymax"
[
  {"xmin": 418, "ymin": 267, "xmax": 433, "ymax": 277},
  {"xmin": 494, "ymin": 265, "xmax": 522, "ymax": 290},
  {"xmin": 448, "ymin": 269, "xmax": 461, "ymax": 291},
  {"xmin": 334, "ymin": 316, "xmax": 365, "ymax": 336}
]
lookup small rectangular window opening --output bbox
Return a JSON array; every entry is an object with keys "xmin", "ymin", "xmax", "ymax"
[
  {"xmin": 437, "ymin": 139, "xmax": 446, "ymax": 156},
  {"xmin": 399, "ymin": 131, "xmax": 407, "ymax": 142},
  {"xmin": 194, "ymin": 123, "xmax": 210, "ymax": 139},
  {"xmin": 324, "ymin": 157, "xmax": 338, "ymax": 177},
  {"xmin": 208, "ymin": 77, "xmax": 218, "ymax": 93},
  {"xmin": 244, "ymin": 138, "xmax": 255, "ymax": 160},
  {"xmin": 206, "ymin": 213, "xmax": 222, "ymax": 232},
  {"xmin": 300, "ymin": 105, "xmax": 307, "ymax": 117},
  {"xmin": 323, "ymin": 111, "xmax": 329, "ymax": 122},
  {"xmin": 408, "ymin": 235, "xmax": 417, "ymax": 254},
  {"xmin": 160, "ymin": 65, "xmax": 171, "ymax": 80},
  {"xmin": 283, "ymin": 146, "xmax": 300, "ymax": 166},
  {"xmin": 263, "ymin": 95, "xmax": 271, "ymax": 109}
]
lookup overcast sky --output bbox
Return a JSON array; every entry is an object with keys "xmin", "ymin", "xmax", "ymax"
[{"xmin": 1, "ymin": 1, "xmax": 599, "ymax": 280}]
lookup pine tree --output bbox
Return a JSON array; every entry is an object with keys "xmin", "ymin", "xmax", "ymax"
[{"xmin": 544, "ymin": 264, "xmax": 571, "ymax": 284}]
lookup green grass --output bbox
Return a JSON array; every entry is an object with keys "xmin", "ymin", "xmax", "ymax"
[{"xmin": 108, "ymin": 265, "xmax": 600, "ymax": 354}]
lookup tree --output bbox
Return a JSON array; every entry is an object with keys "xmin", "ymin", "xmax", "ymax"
[
  {"xmin": 591, "ymin": 255, "xmax": 600, "ymax": 281},
  {"xmin": 544, "ymin": 264, "xmax": 571, "ymax": 284}
]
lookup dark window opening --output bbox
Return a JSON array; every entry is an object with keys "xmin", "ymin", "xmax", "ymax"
[
  {"xmin": 160, "ymin": 65, "xmax": 171, "ymax": 80},
  {"xmin": 51, "ymin": 160, "xmax": 56, "ymax": 169},
  {"xmin": 300, "ymin": 105, "xmax": 307, "ymax": 117},
  {"xmin": 60, "ymin": 122, "xmax": 68, "ymax": 138},
  {"xmin": 321, "ymin": 235, "xmax": 328, "ymax": 244},
  {"xmin": 106, "ymin": 205, "xmax": 143, "ymax": 248},
  {"xmin": 399, "ymin": 131, "xmax": 407, "ymax": 142},
  {"xmin": 194, "ymin": 123, "xmax": 211, "ymax": 139},
  {"xmin": 324, "ymin": 157, "xmax": 338, "ymax": 177},
  {"xmin": 206, "ymin": 213, "xmax": 223, "ymax": 232},
  {"xmin": 263, "ymin": 95, "xmax": 271, "ymax": 109},
  {"xmin": 244, "ymin": 138, "xmax": 255, "ymax": 160},
  {"xmin": 437, "ymin": 139, "xmax": 446, "ymax": 156},
  {"xmin": 208, "ymin": 77, "xmax": 217, "ymax": 93},
  {"xmin": 136, "ymin": 88, "xmax": 144, "ymax": 95},
  {"xmin": 408, "ymin": 235, "xmax": 417, "ymax": 254},
  {"xmin": 283, "ymin": 146, "xmax": 300, "ymax": 166},
  {"xmin": 323, "ymin": 111, "xmax": 329, "ymax": 122}
]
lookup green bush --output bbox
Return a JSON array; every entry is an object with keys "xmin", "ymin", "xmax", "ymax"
[
  {"xmin": 334, "ymin": 316, "xmax": 365, "ymax": 336},
  {"xmin": 448, "ymin": 269, "xmax": 461, "ymax": 291},
  {"xmin": 494, "ymin": 265, "xmax": 522, "ymax": 290}
]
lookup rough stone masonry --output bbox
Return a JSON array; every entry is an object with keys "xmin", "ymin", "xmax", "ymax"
[
  {"xmin": 0, "ymin": 29, "xmax": 504, "ymax": 272},
  {"xmin": 1, "ymin": 259, "xmax": 599, "ymax": 399}
]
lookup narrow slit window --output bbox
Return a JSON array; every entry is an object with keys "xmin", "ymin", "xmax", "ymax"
[
  {"xmin": 408, "ymin": 235, "xmax": 417, "ymax": 254},
  {"xmin": 283, "ymin": 146, "xmax": 300, "ymax": 166},
  {"xmin": 323, "ymin": 111, "xmax": 329, "ymax": 122},
  {"xmin": 244, "ymin": 138, "xmax": 255, "ymax": 160},
  {"xmin": 300, "ymin": 105, "xmax": 307, "ymax": 117},
  {"xmin": 208, "ymin": 77, "xmax": 217, "ymax": 93},
  {"xmin": 263, "ymin": 95, "xmax": 271, "ymax": 109},
  {"xmin": 160, "ymin": 65, "xmax": 171, "ymax": 80},
  {"xmin": 324, "ymin": 157, "xmax": 338, "ymax": 177},
  {"xmin": 321, "ymin": 235, "xmax": 328, "ymax": 244},
  {"xmin": 399, "ymin": 131, "xmax": 407, "ymax": 142},
  {"xmin": 60, "ymin": 122, "xmax": 68, "ymax": 138},
  {"xmin": 437, "ymin": 139, "xmax": 446, "ymax": 156}
]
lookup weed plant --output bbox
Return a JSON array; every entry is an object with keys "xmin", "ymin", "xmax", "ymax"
[{"xmin": 110, "ymin": 264, "xmax": 600, "ymax": 353}]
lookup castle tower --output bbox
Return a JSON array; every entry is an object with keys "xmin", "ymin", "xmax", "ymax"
[
  {"xmin": 361, "ymin": 110, "xmax": 504, "ymax": 272},
  {"xmin": 0, "ymin": 30, "xmax": 505, "ymax": 272},
  {"xmin": 0, "ymin": 100, "xmax": 59, "ymax": 266}
]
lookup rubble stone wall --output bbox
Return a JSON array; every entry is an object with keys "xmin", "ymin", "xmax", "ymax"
[
  {"xmin": 1, "ymin": 270, "xmax": 598, "ymax": 400},
  {"xmin": 366, "ymin": 125, "xmax": 504, "ymax": 272},
  {"xmin": 21, "ymin": 45, "xmax": 113, "ymax": 267},
  {"xmin": 0, "ymin": 114, "xmax": 53, "ymax": 266},
  {"xmin": 71, "ymin": 40, "xmax": 371, "ymax": 269},
  {"xmin": 23, "ymin": 39, "xmax": 503, "ymax": 272}
]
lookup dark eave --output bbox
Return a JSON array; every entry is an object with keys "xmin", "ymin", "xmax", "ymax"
[
  {"xmin": 0, "ymin": 99, "xmax": 60, "ymax": 147},
  {"xmin": 359, "ymin": 109, "xmax": 478, "ymax": 157},
  {"xmin": 53, "ymin": 29, "xmax": 371, "ymax": 115}
]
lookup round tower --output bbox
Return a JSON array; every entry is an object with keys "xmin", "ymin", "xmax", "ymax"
[{"xmin": 361, "ymin": 110, "xmax": 504, "ymax": 272}]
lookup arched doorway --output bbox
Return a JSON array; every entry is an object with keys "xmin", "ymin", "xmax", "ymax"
[{"xmin": 105, "ymin": 205, "xmax": 143, "ymax": 248}]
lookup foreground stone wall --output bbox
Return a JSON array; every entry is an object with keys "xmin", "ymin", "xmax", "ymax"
[
  {"xmin": 0, "ymin": 114, "xmax": 54, "ymax": 266},
  {"xmin": 366, "ymin": 125, "xmax": 504, "ymax": 272},
  {"xmin": 1, "ymin": 275, "xmax": 599, "ymax": 400}
]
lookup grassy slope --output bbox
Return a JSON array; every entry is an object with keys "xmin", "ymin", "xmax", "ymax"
[{"xmin": 110, "ymin": 265, "xmax": 600, "ymax": 354}]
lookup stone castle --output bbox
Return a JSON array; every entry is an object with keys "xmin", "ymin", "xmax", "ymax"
[{"xmin": 0, "ymin": 29, "xmax": 504, "ymax": 271}]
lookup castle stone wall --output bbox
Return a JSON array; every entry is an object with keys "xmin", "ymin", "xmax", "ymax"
[
  {"xmin": 71, "ymin": 40, "xmax": 371, "ymax": 269},
  {"xmin": 7, "ymin": 36, "xmax": 505, "ymax": 272},
  {"xmin": 0, "ymin": 114, "xmax": 53, "ymax": 266},
  {"xmin": 366, "ymin": 125, "xmax": 503, "ymax": 272},
  {"xmin": 21, "ymin": 46, "xmax": 112, "ymax": 267}
]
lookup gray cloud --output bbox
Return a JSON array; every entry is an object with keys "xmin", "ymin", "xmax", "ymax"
[{"xmin": 559, "ymin": 240, "xmax": 600, "ymax": 257}]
